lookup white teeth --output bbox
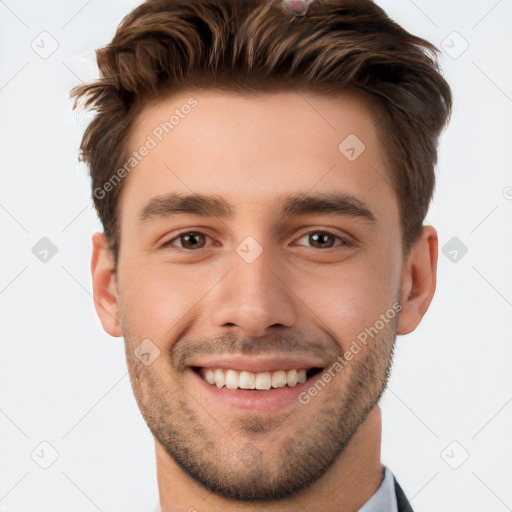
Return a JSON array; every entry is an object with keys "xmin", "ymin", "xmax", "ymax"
[
  {"xmin": 239, "ymin": 371, "xmax": 255, "ymax": 389},
  {"xmin": 199, "ymin": 367, "xmax": 314, "ymax": 390},
  {"xmin": 287, "ymin": 369, "xmax": 298, "ymax": 387},
  {"xmin": 271, "ymin": 370, "xmax": 287, "ymax": 388},
  {"xmin": 255, "ymin": 372, "xmax": 272, "ymax": 390},
  {"xmin": 205, "ymin": 369, "xmax": 215, "ymax": 385},
  {"xmin": 225, "ymin": 369, "xmax": 239, "ymax": 389},
  {"xmin": 213, "ymin": 369, "xmax": 225, "ymax": 388}
]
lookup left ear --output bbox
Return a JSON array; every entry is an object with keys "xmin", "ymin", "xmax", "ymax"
[{"xmin": 397, "ymin": 225, "xmax": 438, "ymax": 335}]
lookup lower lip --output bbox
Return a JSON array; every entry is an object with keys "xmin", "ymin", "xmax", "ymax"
[{"xmin": 188, "ymin": 368, "xmax": 316, "ymax": 412}]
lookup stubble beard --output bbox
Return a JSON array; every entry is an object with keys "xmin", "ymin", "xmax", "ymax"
[{"xmin": 121, "ymin": 311, "xmax": 397, "ymax": 502}]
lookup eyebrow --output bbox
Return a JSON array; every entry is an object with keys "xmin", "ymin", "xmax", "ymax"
[{"xmin": 137, "ymin": 192, "xmax": 377, "ymax": 224}]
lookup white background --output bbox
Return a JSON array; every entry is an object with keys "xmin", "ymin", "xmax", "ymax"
[{"xmin": 0, "ymin": 0, "xmax": 511, "ymax": 511}]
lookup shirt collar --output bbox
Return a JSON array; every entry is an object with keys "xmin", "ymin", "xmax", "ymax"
[{"xmin": 357, "ymin": 465, "xmax": 398, "ymax": 512}]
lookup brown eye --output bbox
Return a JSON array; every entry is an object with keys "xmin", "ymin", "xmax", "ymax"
[
  {"xmin": 295, "ymin": 231, "xmax": 349, "ymax": 249},
  {"xmin": 163, "ymin": 231, "xmax": 208, "ymax": 250},
  {"xmin": 309, "ymin": 232, "xmax": 335, "ymax": 249}
]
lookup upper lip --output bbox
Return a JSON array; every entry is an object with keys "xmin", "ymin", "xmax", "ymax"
[{"xmin": 188, "ymin": 355, "xmax": 327, "ymax": 373}]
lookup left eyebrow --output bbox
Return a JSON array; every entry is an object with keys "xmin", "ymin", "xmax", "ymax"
[{"xmin": 281, "ymin": 192, "xmax": 377, "ymax": 223}]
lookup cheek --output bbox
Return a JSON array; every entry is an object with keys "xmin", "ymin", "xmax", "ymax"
[
  {"xmin": 291, "ymin": 253, "xmax": 401, "ymax": 350},
  {"xmin": 118, "ymin": 262, "xmax": 205, "ymax": 344}
]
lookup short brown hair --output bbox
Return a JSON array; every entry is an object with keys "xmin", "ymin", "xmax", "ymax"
[{"xmin": 71, "ymin": 0, "xmax": 452, "ymax": 267}]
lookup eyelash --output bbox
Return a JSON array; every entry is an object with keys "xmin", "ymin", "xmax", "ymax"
[{"xmin": 160, "ymin": 229, "xmax": 354, "ymax": 251}]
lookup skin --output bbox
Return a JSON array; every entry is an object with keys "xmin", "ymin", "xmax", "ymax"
[{"xmin": 91, "ymin": 89, "xmax": 438, "ymax": 511}]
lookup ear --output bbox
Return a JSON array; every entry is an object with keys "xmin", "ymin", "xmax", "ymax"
[
  {"xmin": 91, "ymin": 232, "xmax": 122, "ymax": 337},
  {"xmin": 397, "ymin": 225, "xmax": 438, "ymax": 335}
]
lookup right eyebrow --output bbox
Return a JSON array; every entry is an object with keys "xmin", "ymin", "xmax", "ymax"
[{"xmin": 138, "ymin": 193, "xmax": 233, "ymax": 223}]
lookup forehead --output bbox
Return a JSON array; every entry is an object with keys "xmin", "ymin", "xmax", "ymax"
[{"xmin": 119, "ymin": 89, "xmax": 395, "ymax": 223}]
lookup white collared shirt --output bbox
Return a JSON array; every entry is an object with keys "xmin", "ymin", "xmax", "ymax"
[
  {"xmin": 358, "ymin": 465, "xmax": 398, "ymax": 512},
  {"xmin": 151, "ymin": 464, "xmax": 398, "ymax": 512}
]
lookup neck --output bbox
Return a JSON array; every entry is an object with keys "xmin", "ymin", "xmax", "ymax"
[{"xmin": 156, "ymin": 405, "xmax": 384, "ymax": 512}]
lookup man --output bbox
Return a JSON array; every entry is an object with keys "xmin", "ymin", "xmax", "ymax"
[{"xmin": 72, "ymin": 0, "xmax": 451, "ymax": 510}]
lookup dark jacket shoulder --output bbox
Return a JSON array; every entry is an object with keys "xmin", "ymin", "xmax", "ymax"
[{"xmin": 394, "ymin": 476, "xmax": 414, "ymax": 512}]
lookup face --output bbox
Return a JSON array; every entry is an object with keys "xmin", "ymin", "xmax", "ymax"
[{"xmin": 101, "ymin": 89, "xmax": 412, "ymax": 500}]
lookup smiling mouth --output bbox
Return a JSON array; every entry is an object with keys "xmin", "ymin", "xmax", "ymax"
[{"xmin": 191, "ymin": 366, "xmax": 324, "ymax": 390}]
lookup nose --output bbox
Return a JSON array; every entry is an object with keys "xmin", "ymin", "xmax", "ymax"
[{"xmin": 210, "ymin": 246, "xmax": 297, "ymax": 338}]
